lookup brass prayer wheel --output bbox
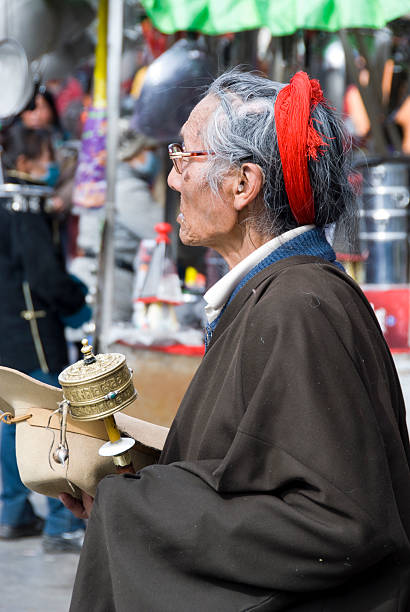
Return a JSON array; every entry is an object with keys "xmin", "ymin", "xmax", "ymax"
[
  {"xmin": 58, "ymin": 339, "xmax": 137, "ymax": 468},
  {"xmin": 58, "ymin": 339, "xmax": 137, "ymax": 422}
]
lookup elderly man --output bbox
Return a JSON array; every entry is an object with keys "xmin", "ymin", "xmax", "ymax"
[{"xmin": 65, "ymin": 70, "xmax": 410, "ymax": 611}]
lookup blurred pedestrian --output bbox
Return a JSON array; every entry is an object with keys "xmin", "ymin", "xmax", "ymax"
[
  {"xmin": 70, "ymin": 121, "xmax": 163, "ymax": 323},
  {"xmin": 21, "ymin": 87, "xmax": 64, "ymax": 144},
  {"xmin": 113, "ymin": 123, "xmax": 163, "ymax": 321},
  {"xmin": 0, "ymin": 126, "xmax": 91, "ymax": 552},
  {"xmin": 21, "ymin": 87, "xmax": 80, "ymax": 260}
]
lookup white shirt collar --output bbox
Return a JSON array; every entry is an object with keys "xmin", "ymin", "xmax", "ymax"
[{"xmin": 204, "ymin": 225, "xmax": 314, "ymax": 323}]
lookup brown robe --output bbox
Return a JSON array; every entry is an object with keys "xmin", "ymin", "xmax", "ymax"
[{"xmin": 71, "ymin": 256, "xmax": 410, "ymax": 612}]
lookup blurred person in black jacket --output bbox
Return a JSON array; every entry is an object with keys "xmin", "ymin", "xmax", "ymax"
[
  {"xmin": 21, "ymin": 87, "xmax": 80, "ymax": 259},
  {"xmin": 0, "ymin": 126, "xmax": 91, "ymax": 552}
]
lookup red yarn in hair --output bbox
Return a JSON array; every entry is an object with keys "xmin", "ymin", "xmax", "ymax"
[{"xmin": 275, "ymin": 71, "xmax": 327, "ymax": 225}]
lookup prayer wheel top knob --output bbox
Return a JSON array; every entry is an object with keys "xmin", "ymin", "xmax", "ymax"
[
  {"xmin": 58, "ymin": 338, "xmax": 137, "ymax": 422},
  {"xmin": 80, "ymin": 338, "xmax": 96, "ymax": 363}
]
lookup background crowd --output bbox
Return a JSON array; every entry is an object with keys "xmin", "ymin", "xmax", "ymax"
[{"xmin": 0, "ymin": 54, "xmax": 163, "ymax": 552}]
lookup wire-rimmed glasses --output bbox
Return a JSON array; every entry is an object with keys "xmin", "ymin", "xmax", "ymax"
[{"xmin": 168, "ymin": 143, "xmax": 215, "ymax": 174}]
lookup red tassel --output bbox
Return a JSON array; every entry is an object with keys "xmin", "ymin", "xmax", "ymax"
[{"xmin": 275, "ymin": 72, "xmax": 326, "ymax": 225}]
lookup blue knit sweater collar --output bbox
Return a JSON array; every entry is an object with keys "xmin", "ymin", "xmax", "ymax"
[{"xmin": 205, "ymin": 227, "xmax": 342, "ymax": 349}]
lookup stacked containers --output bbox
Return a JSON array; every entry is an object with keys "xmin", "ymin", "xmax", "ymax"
[{"xmin": 358, "ymin": 157, "xmax": 410, "ymax": 284}]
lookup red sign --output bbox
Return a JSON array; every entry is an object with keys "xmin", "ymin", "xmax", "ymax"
[{"xmin": 362, "ymin": 285, "xmax": 410, "ymax": 352}]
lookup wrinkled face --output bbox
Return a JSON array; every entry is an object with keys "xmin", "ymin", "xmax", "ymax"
[{"xmin": 167, "ymin": 96, "xmax": 237, "ymax": 250}]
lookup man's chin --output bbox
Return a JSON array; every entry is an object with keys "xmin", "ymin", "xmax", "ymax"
[{"xmin": 179, "ymin": 228, "xmax": 200, "ymax": 247}]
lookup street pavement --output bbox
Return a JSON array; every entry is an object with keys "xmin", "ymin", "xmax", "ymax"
[
  {"xmin": 0, "ymin": 491, "xmax": 79, "ymax": 612},
  {"xmin": 1, "ymin": 354, "xmax": 410, "ymax": 611}
]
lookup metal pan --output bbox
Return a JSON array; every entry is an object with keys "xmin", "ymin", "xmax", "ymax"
[{"xmin": 0, "ymin": 38, "xmax": 34, "ymax": 120}]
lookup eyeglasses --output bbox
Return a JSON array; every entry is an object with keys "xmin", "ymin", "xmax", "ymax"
[{"xmin": 168, "ymin": 143, "xmax": 215, "ymax": 174}]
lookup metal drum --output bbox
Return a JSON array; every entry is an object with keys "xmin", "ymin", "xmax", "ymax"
[
  {"xmin": 58, "ymin": 340, "xmax": 137, "ymax": 422},
  {"xmin": 358, "ymin": 157, "xmax": 410, "ymax": 284}
]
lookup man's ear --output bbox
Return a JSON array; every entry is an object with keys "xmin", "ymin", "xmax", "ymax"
[{"xmin": 233, "ymin": 163, "xmax": 265, "ymax": 211}]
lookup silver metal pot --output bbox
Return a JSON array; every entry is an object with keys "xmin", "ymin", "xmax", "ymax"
[
  {"xmin": 0, "ymin": 0, "xmax": 55, "ymax": 62},
  {"xmin": 360, "ymin": 209, "xmax": 408, "ymax": 233},
  {"xmin": 132, "ymin": 38, "xmax": 215, "ymax": 143},
  {"xmin": 357, "ymin": 157, "xmax": 410, "ymax": 284},
  {"xmin": 0, "ymin": 0, "xmax": 95, "ymax": 62},
  {"xmin": 0, "ymin": 38, "xmax": 33, "ymax": 120}
]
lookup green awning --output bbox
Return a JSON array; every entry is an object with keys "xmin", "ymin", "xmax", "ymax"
[{"xmin": 140, "ymin": 0, "xmax": 410, "ymax": 36}]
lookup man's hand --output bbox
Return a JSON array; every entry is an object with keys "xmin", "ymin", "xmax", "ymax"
[{"xmin": 59, "ymin": 491, "xmax": 94, "ymax": 520}]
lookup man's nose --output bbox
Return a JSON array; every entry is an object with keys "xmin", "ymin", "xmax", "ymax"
[{"xmin": 167, "ymin": 166, "xmax": 181, "ymax": 192}]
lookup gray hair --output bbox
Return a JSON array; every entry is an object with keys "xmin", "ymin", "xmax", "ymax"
[{"xmin": 203, "ymin": 69, "xmax": 356, "ymax": 237}]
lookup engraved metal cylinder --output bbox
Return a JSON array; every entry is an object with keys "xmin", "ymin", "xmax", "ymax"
[{"xmin": 58, "ymin": 345, "xmax": 137, "ymax": 422}]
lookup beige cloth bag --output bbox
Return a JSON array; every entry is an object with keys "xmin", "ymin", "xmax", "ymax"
[{"xmin": 0, "ymin": 367, "xmax": 168, "ymax": 498}]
